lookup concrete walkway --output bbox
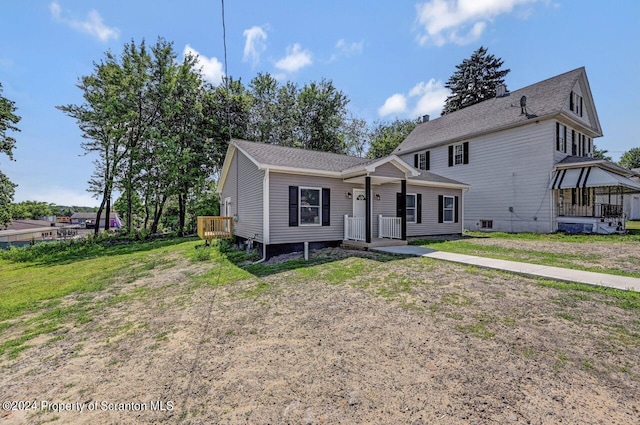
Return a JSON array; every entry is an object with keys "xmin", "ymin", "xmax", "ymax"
[{"xmin": 372, "ymin": 245, "xmax": 640, "ymax": 292}]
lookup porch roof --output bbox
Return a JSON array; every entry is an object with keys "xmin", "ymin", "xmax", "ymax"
[{"xmin": 549, "ymin": 166, "xmax": 640, "ymax": 192}]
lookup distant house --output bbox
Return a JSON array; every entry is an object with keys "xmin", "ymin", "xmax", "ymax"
[
  {"xmin": 217, "ymin": 139, "xmax": 469, "ymax": 258},
  {"xmin": 394, "ymin": 67, "xmax": 640, "ymax": 234},
  {"xmin": 70, "ymin": 212, "xmax": 122, "ymax": 229},
  {"xmin": 0, "ymin": 220, "xmax": 58, "ymax": 248}
]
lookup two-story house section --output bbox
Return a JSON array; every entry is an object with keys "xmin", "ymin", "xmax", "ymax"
[{"xmin": 394, "ymin": 67, "xmax": 640, "ymax": 234}]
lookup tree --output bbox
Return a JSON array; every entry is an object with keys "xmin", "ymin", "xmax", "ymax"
[
  {"xmin": 58, "ymin": 53, "xmax": 131, "ymax": 236},
  {"xmin": 442, "ymin": 46, "xmax": 510, "ymax": 115},
  {"xmin": 114, "ymin": 191, "xmax": 144, "ymax": 230},
  {"xmin": 592, "ymin": 144, "xmax": 612, "ymax": 161},
  {"xmin": 298, "ymin": 79, "xmax": 349, "ymax": 153},
  {"xmin": 619, "ymin": 147, "xmax": 640, "ymax": 170},
  {"xmin": 0, "ymin": 82, "xmax": 21, "ymax": 228},
  {"xmin": 366, "ymin": 118, "xmax": 418, "ymax": 159},
  {"xmin": 10, "ymin": 201, "xmax": 53, "ymax": 220}
]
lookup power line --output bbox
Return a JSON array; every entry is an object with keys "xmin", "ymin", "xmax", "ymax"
[{"xmin": 221, "ymin": 0, "xmax": 231, "ymax": 142}]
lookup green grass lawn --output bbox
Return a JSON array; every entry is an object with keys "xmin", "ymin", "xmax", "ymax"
[{"xmin": 411, "ymin": 228, "xmax": 640, "ymax": 278}]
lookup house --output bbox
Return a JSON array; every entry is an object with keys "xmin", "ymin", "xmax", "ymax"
[
  {"xmin": 70, "ymin": 212, "xmax": 122, "ymax": 229},
  {"xmin": 0, "ymin": 219, "xmax": 59, "ymax": 248},
  {"xmin": 217, "ymin": 139, "xmax": 469, "ymax": 258},
  {"xmin": 394, "ymin": 67, "xmax": 640, "ymax": 234}
]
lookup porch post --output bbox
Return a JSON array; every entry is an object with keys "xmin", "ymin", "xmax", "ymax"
[
  {"xmin": 401, "ymin": 179, "xmax": 407, "ymax": 240},
  {"xmin": 365, "ymin": 176, "xmax": 372, "ymax": 243}
]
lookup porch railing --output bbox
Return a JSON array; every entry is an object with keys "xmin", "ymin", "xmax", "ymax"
[
  {"xmin": 378, "ymin": 215, "xmax": 402, "ymax": 239},
  {"xmin": 557, "ymin": 203, "xmax": 624, "ymax": 218},
  {"xmin": 344, "ymin": 215, "xmax": 366, "ymax": 241},
  {"xmin": 197, "ymin": 216, "xmax": 234, "ymax": 241}
]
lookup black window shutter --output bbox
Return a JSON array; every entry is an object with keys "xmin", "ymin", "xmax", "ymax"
[
  {"xmin": 448, "ymin": 146, "xmax": 453, "ymax": 167},
  {"xmin": 425, "ymin": 151, "xmax": 430, "ymax": 170},
  {"xmin": 321, "ymin": 188, "xmax": 330, "ymax": 226},
  {"xmin": 556, "ymin": 122, "xmax": 560, "ymax": 150},
  {"xmin": 438, "ymin": 195, "xmax": 444, "ymax": 223},
  {"xmin": 414, "ymin": 154, "xmax": 418, "ymax": 168},
  {"xmin": 580, "ymin": 97, "xmax": 583, "ymax": 116},
  {"xmin": 416, "ymin": 193, "xmax": 422, "ymax": 224},
  {"xmin": 396, "ymin": 192, "xmax": 402, "ymax": 218},
  {"xmin": 454, "ymin": 196, "xmax": 459, "ymax": 223},
  {"xmin": 288, "ymin": 186, "xmax": 298, "ymax": 227},
  {"xmin": 463, "ymin": 142, "xmax": 469, "ymax": 164},
  {"xmin": 570, "ymin": 92, "xmax": 574, "ymax": 111}
]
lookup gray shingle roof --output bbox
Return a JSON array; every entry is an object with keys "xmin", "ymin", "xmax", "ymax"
[
  {"xmin": 232, "ymin": 139, "xmax": 372, "ymax": 172},
  {"xmin": 409, "ymin": 171, "xmax": 467, "ymax": 186},
  {"xmin": 395, "ymin": 67, "xmax": 586, "ymax": 155},
  {"xmin": 557, "ymin": 155, "xmax": 639, "ymax": 177}
]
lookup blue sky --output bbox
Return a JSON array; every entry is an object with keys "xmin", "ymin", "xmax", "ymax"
[{"xmin": 1, "ymin": 0, "xmax": 639, "ymax": 207}]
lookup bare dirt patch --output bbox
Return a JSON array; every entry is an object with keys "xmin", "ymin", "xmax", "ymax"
[{"xmin": 1, "ymin": 248, "xmax": 639, "ymax": 424}]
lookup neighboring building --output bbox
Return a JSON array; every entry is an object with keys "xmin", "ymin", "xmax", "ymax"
[
  {"xmin": 217, "ymin": 139, "xmax": 469, "ymax": 258},
  {"xmin": 394, "ymin": 67, "xmax": 640, "ymax": 234},
  {"xmin": 70, "ymin": 212, "xmax": 122, "ymax": 229},
  {"xmin": 0, "ymin": 220, "xmax": 59, "ymax": 248}
]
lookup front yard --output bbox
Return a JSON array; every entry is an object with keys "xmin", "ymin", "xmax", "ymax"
[
  {"xmin": 0, "ymin": 237, "xmax": 639, "ymax": 424},
  {"xmin": 411, "ymin": 225, "xmax": 640, "ymax": 278}
]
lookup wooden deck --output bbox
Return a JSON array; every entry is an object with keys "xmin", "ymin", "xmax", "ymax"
[{"xmin": 197, "ymin": 216, "xmax": 234, "ymax": 241}]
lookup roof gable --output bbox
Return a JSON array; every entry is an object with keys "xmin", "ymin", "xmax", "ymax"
[{"xmin": 395, "ymin": 68, "xmax": 602, "ymax": 155}]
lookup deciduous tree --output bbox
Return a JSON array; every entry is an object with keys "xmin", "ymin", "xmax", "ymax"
[
  {"xmin": 0, "ymin": 82, "xmax": 20, "ymax": 228},
  {"xmin": 619, "ymin": 147, "xmax": 640, "ymax": 169},
  {"xmin": 366, "ymin": 118, "xmax": 418, "ymax": 159}
]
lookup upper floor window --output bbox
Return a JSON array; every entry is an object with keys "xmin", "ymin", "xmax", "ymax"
[
  {"xmin": 569, "ymin": 91, "xmax": 583, "ymax": 117},
  {"xmin": 556, "ymin": 123, "xmax": 567, "ymax": 153},
  {"xmin": 448, "ymin": 142, "xmax": 469, "ymax": 167},
  {"xmin": 413, "ymin": 151, "xmax": 430, "ymax": 170}
]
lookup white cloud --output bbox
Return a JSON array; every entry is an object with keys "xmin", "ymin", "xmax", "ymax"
[
  {"xmin": 409, "ymin": 79, "xmax": 449, "ymax": 117},
  {"xmin": 183, "ymin": 45, "xmax": 225, "ymax": 85},
  {"xmin": 378, "ymin": 93, "xmax": 408, "ymax": 117},
  {"xmin": 330, "ymin": 39, "xmax": 364, "ymax": 62},
  {"xmin": 379, "ymin": 78, "xmax": 449, "ymax": 118},
  {"xmin": 243, "ymin": 25, "xmax": 268, "ymax": 66},
  {"xmin": 49, "ymin": 1, "xmax": 119, "ymax": 42},
  {"xmin": 275, "ymin": 43, "xmax": 312, "ymax": 73},
  {"xmin": 415, "ymin": 0, "xmax": 540, "ymax": 46}
]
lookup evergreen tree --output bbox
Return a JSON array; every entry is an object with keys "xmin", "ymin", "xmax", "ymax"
[
  {"xmin": 592, "ymin": 144, "xmax": 612, "ymax": 161},
  {"xmin": 442, "ymin": 46, "xmax": 510, "ymax": 115}
]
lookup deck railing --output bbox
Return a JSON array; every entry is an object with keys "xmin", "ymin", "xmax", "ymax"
[
  {"xmin": 557, "ymin": 203, "xmax": 624, "ymax": 218},
  {"xmin": 197, "ymin": 216, "xmax": 234, "ymax": 241},
  {"xmin": 378, "ymin": 215, "xmax": 402, "ymax": 239},
  {"xmin": 344, "ymin": 215, "xmax": 366, "ymax": 241}
]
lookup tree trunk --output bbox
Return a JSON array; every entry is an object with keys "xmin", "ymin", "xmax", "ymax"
[
  {"xmin": 104, "ymin": 196, "xmax": 111, "ymax": 232},
  {"xmin": 150, "ymin": 194, "xmax": 167, "ymax": 234}
]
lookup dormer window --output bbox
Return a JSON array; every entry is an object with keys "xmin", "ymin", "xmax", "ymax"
[{"xmin": 569, "ymin": 91, "xmax": 583, "ymax": 117}]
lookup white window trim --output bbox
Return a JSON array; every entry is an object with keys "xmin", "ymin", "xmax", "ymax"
[
  {"xmin": 406, "ymin": 193, "xmax": 417, "ymax": 224},
  {"xmin": 443, "ymin": 195, "xmax": 455, "ymax": 223},
  {"xmin": 418, "ymin": 152, "xmax": 428, "ymax": 170},
  {"xmin": 299, "ymin": 186, "xmax": 322, "ymax": 226},
  {"xmin": 454, "ymin": 143, "xmax": 465, "ymax": 166}
]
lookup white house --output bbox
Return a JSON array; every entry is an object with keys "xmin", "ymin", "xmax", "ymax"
[{"xmin": 394, "ymin": 67, "xmax": 640, "ymax": 234}]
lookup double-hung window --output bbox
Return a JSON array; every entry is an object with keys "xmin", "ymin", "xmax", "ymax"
[
  {"xmin": 406, "ymin": 194, "xmax": 416, "ymax": 223},
  {"xmin": 443, "ymin": 196, "xmax": 455, "ymax": 223},
  {"xmin": 454, "ymin": 144, "xmax": 464, "ymax": 165},
  {"xmin": 299, "ymin": 187, "xmax": 321, "ymax": 225},
  {"xmin": 448, "ymin": 142, "xmax": 469, "ymax": 166}
]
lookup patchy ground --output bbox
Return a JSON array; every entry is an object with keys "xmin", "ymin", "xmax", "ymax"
[{"xmin": 1, "ymin": 246, "xmax": 639, "ymax": 425}]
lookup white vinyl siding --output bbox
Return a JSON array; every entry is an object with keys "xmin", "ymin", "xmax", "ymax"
[
  {"xmin": 402, "ymin": 120, "xmax": 556, "ymax": 233},
  {"xmin": 220, "ymin": 150, "xmax": 264, "ymax": 242}
]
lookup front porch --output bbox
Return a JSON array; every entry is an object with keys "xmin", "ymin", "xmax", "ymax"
[{"xmin": 554, "ymin": 187, "xmax": 630, "ymax": 234}]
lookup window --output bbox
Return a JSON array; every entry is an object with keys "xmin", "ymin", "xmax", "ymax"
[
  {"xmin": 299, "ymin": 187, "xmax": 321, "ymax": 225},
  {"xmin": 414, "ymin": 151, "xmax": 430, "ymax": 170},
  {"xmin": 406, "ymin": 194, "xmax": 416, "ymax": 223},
  {"xmin": 570, "ymin": 91, "xmax": 583, "ymax": 117},
  {"xmin": 480, "ymin": 220, "xmax": 493, "ymax": 229},
  {"xmin": 448, "ymin": 142, "xmax": 469, "ymax": 166},
  {"xmin": 556, "ymin": 123, "xmax": 567, "ymax": 152},
  {"xmin": 454, "ymin": 144, "xmax": 464, "ymax": 165},
  {"xmin": 443, "ymin": 196, "xmax": 455, "ymax": 223}
]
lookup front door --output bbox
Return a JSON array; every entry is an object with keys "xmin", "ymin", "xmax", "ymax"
[{"xmin": 353, "ymin": 189, "xmax": 366, "ymax": 217}]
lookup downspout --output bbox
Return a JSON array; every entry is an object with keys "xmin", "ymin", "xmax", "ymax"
[{"xmin": 253, "ymin": 168, "xmax": 270, "ymax": 264}]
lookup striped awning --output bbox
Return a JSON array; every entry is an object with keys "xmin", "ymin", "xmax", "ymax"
[{"xmin": 550, "ymin": 166, "xmax": 640, "ymax": 191}]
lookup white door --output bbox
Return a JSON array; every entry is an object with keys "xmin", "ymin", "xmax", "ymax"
[{"xmin": 353, "ymin": 189, "xmax": 366, "ymax": 217}]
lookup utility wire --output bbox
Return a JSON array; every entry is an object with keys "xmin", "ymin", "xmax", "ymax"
[{"xmin": 221, "ymin": 0, "xmax": 231, "ymax": 142}]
